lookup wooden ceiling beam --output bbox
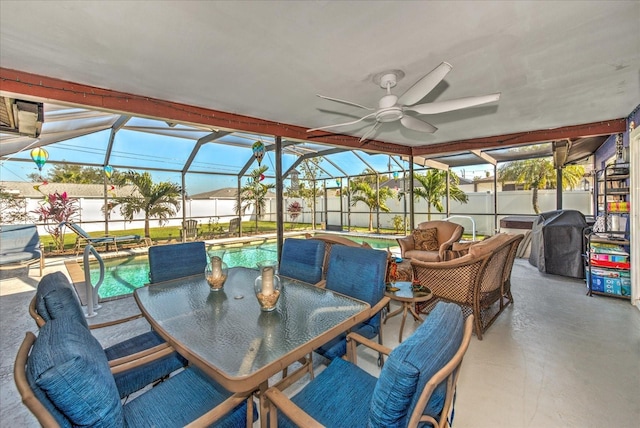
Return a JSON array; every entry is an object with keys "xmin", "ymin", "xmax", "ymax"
[
  {"xmin": 0, "ymin": 67, "xmax": 410, "ymax": 155},
  {"xmin": 411, "ymin": 119, "xmax": 626, "ymax": 157}
]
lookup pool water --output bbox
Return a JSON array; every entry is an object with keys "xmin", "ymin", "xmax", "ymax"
[{"xmin": 89, "ymin": 235, "xmax": 398, "ymax": 299}]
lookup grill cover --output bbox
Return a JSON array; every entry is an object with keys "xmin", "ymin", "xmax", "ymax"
[{"xmin": 529, "ymin": 210, "xmax": 587, "ymax": 278}]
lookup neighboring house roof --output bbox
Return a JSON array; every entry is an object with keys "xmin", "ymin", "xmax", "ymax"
[
  {"xmin": 0, "ymin": 181, "xmax": 138, "ymax": 198},
  {"xmin": 189, "ymin": 187, "xmax": 277, "ymax": 200}
]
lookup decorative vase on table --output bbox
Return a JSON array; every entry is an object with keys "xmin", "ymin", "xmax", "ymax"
[
  {"xmin": 205, "ymin": 253, "xmax": 228, "ymax": 292},
  {"xmin": 254, "ymin": 266, "xmax": 281, "ymax": 311}
]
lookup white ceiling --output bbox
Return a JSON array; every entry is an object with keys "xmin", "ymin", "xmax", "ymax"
[{"xmin": 1, "ymin": 1, "xmax": 639, "ymax": 150}]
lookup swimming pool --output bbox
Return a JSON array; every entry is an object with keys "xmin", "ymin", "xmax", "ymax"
[{"xmin": 86, "ymin": 235, "xmax": 399, "ymax": 299}]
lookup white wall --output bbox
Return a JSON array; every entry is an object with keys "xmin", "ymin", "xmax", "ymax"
[{"xmin": 24, "ymin": 190, "xmax": 592, "ymax": 237}]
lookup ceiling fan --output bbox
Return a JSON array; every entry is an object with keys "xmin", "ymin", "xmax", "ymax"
[{"xmin": 307, "ymin": 62, "xmax": 500, "ymax": 143}]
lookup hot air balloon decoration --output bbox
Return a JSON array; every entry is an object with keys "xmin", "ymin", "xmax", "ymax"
[
  {"xmin": 104, "ymin": 165, "xmax": 113, "ymax": 179},
  {"xmin": 30, "ymin": 148, "xmax": 48, "ymax": 179},
  {"xmin": 252, "ymin": 141, "xmax": 265, "ymax": 166}
]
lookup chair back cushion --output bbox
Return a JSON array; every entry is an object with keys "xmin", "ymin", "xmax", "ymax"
[
  {"xmin": 279, "ymin": 238, "xmax": 325, "ymax": 284},
  {"xmin": 368, "ymin": 302, "xmax": 464, "ymax": 427},
  {"xmin": 26, "ymin": 317, "xmax": 123, "ymax": 427},
  {"xmin": 148, "ymin": 241, "xmax": 207, "ymax": 283},
  {"xmin": 0, "ymin": 224, "xmax": 40, "ymax": 252},
  {"xmin": 326, "ymin": 245, "xmax": 387, "ymax": 311},
  {"xmin": 35, "ymin": 272, "xmax": 88, "ymax": 329},
  {"xmin": 67, "ymin": 222, "xmax": 91, "ymax": 238}
]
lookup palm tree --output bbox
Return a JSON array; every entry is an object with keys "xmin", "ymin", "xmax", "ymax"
[
  {"xmin": 412, "ymin": 170, "xmax": 468, "ymax": 220},
  {"xmin": 235, "ymin": 165, "xmax": 275, "ymax": 233},
  {"xmin": 111, "ymin": 171, "xmax": 182, "ymax": 238},
  {"xmin": 349, "ymin": 179, "xmax": 394, "ymax": 232},
  {"xmin": 498, "ymin": 158, "xmax": 584, "ymax": 213}
]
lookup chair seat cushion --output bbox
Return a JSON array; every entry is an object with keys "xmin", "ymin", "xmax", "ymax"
[
  {"xmin": 0, "ymin": 249, "xmax": 41, "ymax": 264},
  {"xmin": 123, "ymin": 366, "xmax": 251, "ymax": 427},
  {"xmin": 315, "ymin": 320, "xmax": 379, "ymax": 360},
  {"xmin": 405, "ymin": 249, "xmax": 441, "ymax": 262},
  {"xmin": 278, "ymin": 358, "xmax": 377, "ymax": 428},
  {"xmin": 27, "ymin": 317, "xmax": 123, "ymax": 427},
  {"xmin": 105, "ymin": 331, "xmax": 187, "ymax": 398}
]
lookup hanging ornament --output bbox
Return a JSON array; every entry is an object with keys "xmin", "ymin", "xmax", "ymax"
[
  {"xmin": 104, "ymin": 165, "xmax": 114, "ymax": 179},
  {"xmin": 260, "ymin": 174, "xmax": 265, "ymax": 182},
  {"xmin": 393, "ymin": 171, "xmax": 399, "ymax": 180},
  {"xmin": 336, "ymin": 178, "xmax": 342, "ymax": 187},
  {"xmin": 30, "ymin": 148, "xmax": 48, "ymax": 178},
  {"xmin": 252, "ymin": 141, "xmax": 265, "ymax": 166}
]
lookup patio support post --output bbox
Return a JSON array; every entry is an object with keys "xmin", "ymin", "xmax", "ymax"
[
  {"xmin": 403, "ymin": 168, "xmax": 408, "ymax": 234},
  {"xmin": 409, "ymin": 155, "xmax": 415, "ymax": 230},
  {"xmin": 237, "ymin": 176, "xmax": 242, "ymax": 237},
  {"xmin": 103, "ymin": 172, "xmax": 109, "ymax": 236},
  {"xmin": 493, "ymin": 164, "xmax": 498, "ymax": 234},
  {"xmin": 376, "ymin": 173, "xmax": 380, "ymax": 234},
  {"xmin": 347, "ymin": 176, "xmax": 352, "ymax": 231},
  {"xmin": 275, "ymin": 136, "xmax": 284, "ymax": 261},
  {"xmin": 556, "ymin": 167, "xmax": 563, "ymax": 210},
  {"xmin": 181, "ymin": 173, "xmax": 187, "ymax": 242},
  {"xmin": 446, "ymin": 169, "xmax": 451, "ymax": 218}
]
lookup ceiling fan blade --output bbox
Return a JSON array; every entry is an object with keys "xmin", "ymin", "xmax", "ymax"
[
  {"xmin": 359, "ymin": 122, "xmax": 382, "ymax": 143},
  {"xmin": 406, "ymin": 93, "xmax": 501, "ymax": 115},
  {"xmin": 397, "ymin": 62, "xmax": 453, "ymax": 106},
  {"xmin": 307, "ymin": 112, "xmax": 376, "ymax": 133},
  {"xmin": 316, "ymin": 94, "xmax": 374, "ymax": 111},
  {"xmin": 400, "ymin": 116, "xmax": 437, "ymax": 133}
]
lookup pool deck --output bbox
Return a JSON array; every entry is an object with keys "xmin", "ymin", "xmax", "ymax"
[{"xmin": 3, "ymin": 256, "xmax": 639, "ymax": 427}]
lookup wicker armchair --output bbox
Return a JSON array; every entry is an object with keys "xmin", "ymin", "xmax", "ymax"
[
  {"xmin": 411, "ymin": 233, "xmax": 523, "ymax": 340},
  {"xmin": 397, "ymin": 220, "xmax": 464, "ymax": 262}
]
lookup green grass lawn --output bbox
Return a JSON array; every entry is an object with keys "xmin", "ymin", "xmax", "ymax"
[{"xmin": 39, "ymin": 220, "xmax": 406, "ymax": 253}]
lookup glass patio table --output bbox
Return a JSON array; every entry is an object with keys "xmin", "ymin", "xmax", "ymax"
[{"xmin": 134, "ymin": 266, "xmax": 371, "ymax": 425}]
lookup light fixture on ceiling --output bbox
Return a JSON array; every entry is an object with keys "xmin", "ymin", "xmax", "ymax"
[
  {"xmin": 552, "ymin": 140, "xmax": 571, "ymax": 168},
  {"xmin": 0, "ymin": 97, "xmax": 44, "ymax": 137}
]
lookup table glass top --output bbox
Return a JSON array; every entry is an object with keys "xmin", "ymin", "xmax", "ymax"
[{"xmin": 135, "ymin": 267, "xmax": 368, "ymax": 379}]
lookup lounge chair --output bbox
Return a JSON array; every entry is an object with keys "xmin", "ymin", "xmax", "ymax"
[{"xmin": 63, "ymin": 221, "xmax": 146, "ymax": 254}]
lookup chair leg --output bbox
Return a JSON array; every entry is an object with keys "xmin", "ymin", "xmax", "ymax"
[{"xmin": 473, "ymin": 306, "xmax": 483, "ymax": 340}]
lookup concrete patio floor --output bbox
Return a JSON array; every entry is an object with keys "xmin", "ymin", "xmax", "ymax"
[{"xmin": 1, "ymin": 256, "xmax": 639, "ymax": 427}]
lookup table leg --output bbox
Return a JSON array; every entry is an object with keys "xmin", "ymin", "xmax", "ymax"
[
  {"xmin": 398, "ymin": 302, "xmax": 410, "ymax": 343},
  {"xmin": 408, "ymin": 305, "xmax": 424, "ymax": 322},
  {"xmin": 384, "ymin": 305, "xmax": 404, "ymax": 324}
]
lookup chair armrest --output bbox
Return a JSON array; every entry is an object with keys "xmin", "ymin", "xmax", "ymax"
[
  {"xmin": 264, "ymin": 387, "xmax": 324, "ymax": 428},
  {"xmin": 185, "ymin": 392, "xmax": 251, "ymax": 428},
  {"xmin": 369, "ymin": 296, "xmax": 391, "ymax": 318},
  {"xmin": 313, "ymin": 279, "xmax": 327, "ymax": 288},
  {"xmin": 396, "ymin": 235, "xmax": 415, "ymax": 256},
  {"xmin": 438, "ymin": 234, "xmax": 462, "ymax": 260},
  {"xmin": 88, "ymin": 313, "xmax": 144, "ymax": 330},
  {"xmin": 109, "ymin": 343, "xmax": 176, "ymax": 374},
  {"xmin": 346, "ymin": 332, "xmax": 392, "ymax": 364}
]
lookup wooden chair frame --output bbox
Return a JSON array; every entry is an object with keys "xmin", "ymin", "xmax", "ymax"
[
  {"xmin": 265, "ymin": 316, "xmax": 474, "ymax": 428},
  {"xmin": 14, "ymin": 332, "xmax": 251, "ymax": 428}
]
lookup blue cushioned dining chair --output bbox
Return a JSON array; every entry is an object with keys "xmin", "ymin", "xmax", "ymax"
[
  {"xmin": 315, "ymin": 244, "xmax": 389, "ymax": 362},
  {"xmin": 265, "ymin": 303, "xmax": 474, "ymax": 428},
  {"xmin": 29, "ymin": 272, "xmax": 187, "ymax": 399},
  {"xmin": 148, "ymin": 241, "xmax": 208, "ymax": 283},
  {"xmin": 15, "ymin": 316, "xmax": 254, "ymax": 428},
  {"xmin": 278, "ymin": 238, "xmax": 325, "ymax": 285}
]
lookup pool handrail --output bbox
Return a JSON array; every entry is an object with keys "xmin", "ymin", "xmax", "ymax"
[
  {"xmin": 444, "ymin": 216, "xmax": 476, "ymax": 241},
  {"xmin": 83, "ymin": 244, "xmax": 104, "ymax": 318}
]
